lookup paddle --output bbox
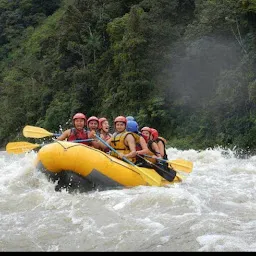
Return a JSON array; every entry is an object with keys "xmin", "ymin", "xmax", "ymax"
[
  {"xmin": 143, "ymin": 154, "xmax": 193, "ymax": 173},
  {"xmin": 95, "ymin": 134, "xmax": 162, "ymax": 186},
  {"xmin": 6, "ymin": 141, "xmax": 43, "ymax": 154},
  {"xmin": 6, "ymin": 139, "xmax": 95, "ymax": 154},
  {"xmin": 23, "ymin": 125, "xmax": 61, "ymax": 138},
  {"xmin": 136, "ymin": 154, "xmax": 176, "ymax": 182}
]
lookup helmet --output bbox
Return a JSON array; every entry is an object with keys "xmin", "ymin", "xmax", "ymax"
[
  {"xmin": 98, "ymin": 117, "xmax": 107, "ymax": 129},
  {"xmin": 126, "ymin": 120, "xmax": 139, "ymax": 133},
  {"xmin": 141, "ymin": 126, "xmax": 151, "ymax": 133},
  {"xmin": 73, "ymin": 113, "xmax": 87, "ymax": 121},
  {"xmin": 114, "ymin": 116, "xmax": 127, "ymax": 124},
  {"xmin": 126, "ymin": 116, "xmax": 135, "ymax": 121},
  {"xmin": 151, "ymin": 128, "xmax": 159, "ymax": 140},
  {"xmin": 87, "ymin": 116, "xmax": 99, "ymax": 126}
]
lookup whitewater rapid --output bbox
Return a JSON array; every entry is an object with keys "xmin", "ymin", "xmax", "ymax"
[{"xmin": 0, "ymin": 146, "xmax": 255, "ymax": 251}]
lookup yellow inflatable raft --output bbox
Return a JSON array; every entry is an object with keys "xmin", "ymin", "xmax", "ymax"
[{"xmin": 35, "ymin": 141, "xmax": 182, "ymax": 192}]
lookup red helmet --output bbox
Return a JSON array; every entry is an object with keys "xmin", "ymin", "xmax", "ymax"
[
  {"xmin": 73, "ymin": 113, "xmax": 87, "ymax": 122},
  {"xmin": 141, "ymin": 126, "xmax": 151, "ymax": 133},
  {"xmin": 98, "ymin": 117, "xmax": 107, "ymax": 129},
  {"xmin": 114, "ymin": 116, "xmax": 127, "ymax": 124},
  {"xmin": 87, "ymin": 116, "xmax": 99, "ymax": 126},
  {"xmin": 151, "ymin": 128, "xmax": 159, "ymax": 140}
]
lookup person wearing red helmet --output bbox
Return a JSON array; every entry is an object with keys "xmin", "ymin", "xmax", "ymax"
[
  {"xmin": 140, "ymin": 127, "xmax": 161, "ymax": 162},
  {"xmin": 98, "ymin": 117, "xmax": 112, "ymax": 141},
  {"xmin": 57, "ymin": 112, "xmax": 92, "ymax": 145},
  {"xmin": 150, "ymin": 128, "xmax": 159, "ymax": 141},
  {"xmin": 135, "ymin": 126, "xmax": 176, "ymax": 179},
  {"xmin": 96, "ymin": 116, "xmax": 137, "ymax": 162},
  {"xmin": 149, "ymin": 127, "xmax": 176, "ymax": 176},
  {"xmin": 151, "ymin": 128, "xmax": 168, "ymax": 159},
  {"xmin": 87, "ymin": 116, "xmax": 99, "ymax": 132},
  {"xmin": 85, "ymin": 116, "xmax": 105, "ymax": 149},
  {"xmin": 98, "ymin": 117, "xmax": 112, "ymax": 153}
]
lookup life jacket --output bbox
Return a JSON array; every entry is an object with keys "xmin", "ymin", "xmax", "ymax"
[
  {"xmin": 109, "ymin": 130, "xmax": 136, "ymax": 163},
  {"xmin": 158, "ymin": 136, "xmax": 167, "ymax": 144},
  {"xmin": 132, "ymin": 133, "xmax": 141, "ymax": 151},
  {"xmin": 155, "ymin": 137, "xmax": 168, "ymax": 159},
  {"xmin": 130, "ymin": 133, "xmax": 143, "ymax": 162},
  {"xmin": 68, "ymin": 128, "xmax": 90, "ymax": 146}
]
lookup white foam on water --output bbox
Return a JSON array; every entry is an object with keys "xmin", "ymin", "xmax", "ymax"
[{"xmin": 0, "ymin": 146, "xmax": 255, "ymax": 251}]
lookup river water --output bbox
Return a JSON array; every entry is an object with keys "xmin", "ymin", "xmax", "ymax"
[{"xmin": 0, "ymin": 146, "xmax": 255, "ymax": 252}]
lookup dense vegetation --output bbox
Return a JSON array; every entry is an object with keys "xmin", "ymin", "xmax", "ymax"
[{"xmin": 1, "ymin": 0, "xmax": 256, "ymax": 153}]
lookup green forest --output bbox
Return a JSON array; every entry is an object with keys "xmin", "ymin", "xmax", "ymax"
[{"xmin": 1, "ymin": 0, "xmax": 256, "ymax": 153}]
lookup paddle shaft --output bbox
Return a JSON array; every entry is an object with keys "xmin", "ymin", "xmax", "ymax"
[
  {"xmin": 144, "ymin": 154, "xmax": 169, "ymax": 163},
  {"xmin": 143, "ymin": 154, "xmax": 193, "ymax": 173},
  {"xmin": 61, "ymin": 139, "xmax": 94, "ymax": 143},
  {"xmin": 95, "ymin": 134, "xmax": 135, "ymax": 166},
  {"xmin": 6, "ymin": 139, "xmax": 95, "ymax": 154},
  {"xmin": 95, "ymin": 134, "xmax": 163, "ymax": 186},
  {"xmin": 136, "ymin": 154, "xmax": 176, "ymax": 182}
]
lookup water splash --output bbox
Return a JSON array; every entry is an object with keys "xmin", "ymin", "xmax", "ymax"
[{"xmin": 0, "ymin": 147, "xmax": 255, "ymax": 251}]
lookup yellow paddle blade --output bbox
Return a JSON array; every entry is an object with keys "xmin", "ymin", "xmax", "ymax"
[
  {"xmin": 168, "ymin": 159, "xmax": 193, "ymax": 173},
  {"xmin": 176, "ymin": 173, "xmax": 183, "ymax": 182},
  {"xmin": 23, "ymin": 125, "xmax": 54, "ymax": 138},
  {"xmin": 6, "ymin": 141, "xmax": 41, "ymax": 154}
]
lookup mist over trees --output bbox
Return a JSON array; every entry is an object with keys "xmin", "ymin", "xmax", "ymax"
[{"xmin": 0, "ymin": 0, "xmax": 256, "ymax": 152}]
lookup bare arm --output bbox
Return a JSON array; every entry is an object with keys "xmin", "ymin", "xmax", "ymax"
[
  {"xmin": 123, "ymin": 134, "xmax": 136, "ymax": 158},
  {"xmin": 152, "ymin": 142, "xmax": 161, "ymax": 157},
  {"xmin": 136, "ymin": 136, "xmax": 149, "ymax": 155},
  {"xmin": 91, "ymin": 131, "xmax": 112, "ymax": 150},
  {"xmin": 56, "ymin": 129, "xmax": 70, "ymax": 141},
  {"xmin": 157, "ymin": 140, "xmax": 165, "ymax": 158},
  {"xmin": 97, "ymin": 136, "xmax": 112, "ymax": 150},
  {"xmin": 86, "ymin": 130, "xmax": 102, "ymax": 149}
]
